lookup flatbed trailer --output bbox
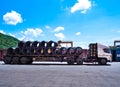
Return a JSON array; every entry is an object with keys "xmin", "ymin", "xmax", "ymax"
[
  {"xmin": 3, "ymin": 41, "xmax": 112, "ymax": 65},
  {"xmin": 4, "ymin": 53, "xmax": 82, "ymax": 65}
]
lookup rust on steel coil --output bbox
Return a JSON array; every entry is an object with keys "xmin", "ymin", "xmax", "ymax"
[
  {"xmin": 47, "ymin": 40, "xmax": 58, "ymax": 48},
  {"xmin": 45, "ymin": 47, "xmax": 55, "ymax": 55},
  {"xmin": 7, "ymin": 47, "xmax": 14, "ymax": 55},
  {"xmin": 30, "ymin": 47, "xmax": 38, "ymax": 55},
  {"xmin": 67, "ymin": 47, "xmax": 75, "ymax": 54},
  {"xmin": 39, "ymin": 41, "xmax": 47, "ymax": 47},
  {"xmin": 75, "ymin": 47, "xmax": 83, "ymax": 54},
  {"xmin": 32, "ymin": 41, "xmax": 39, "ymax": 47},
  {"xmin": 37, "ymin": 47, "xmax": 45, "ymax": 55},
  {"xmin": 18, "ymin": 41, "xmax": 25, "ymax": 48}
]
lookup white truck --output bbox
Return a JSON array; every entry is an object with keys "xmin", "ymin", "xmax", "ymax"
[{"xmin": 82, "ymin": 43, "xmax": 112, "ymax": 65}]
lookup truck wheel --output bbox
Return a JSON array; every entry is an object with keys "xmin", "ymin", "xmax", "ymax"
[
  {"xmin": 76, "ymin": 58, "xmax": 83, "ymax": 65},
  {"xmin": 20, "ymin": 57, "xmax": 28, "ymax": 64},
  {"xmin": 100, "ymin": 58, "xmax": 107, "ymax": 65},
  {"xmin": 20, "ymin": 57, "xmax": 32, "ymax": 64},
  {"xmin": 3, "ymin": 56, "xmax": 12, "ymax": 64},
  {"xmin": 12, "ymin": 57, "xmax": 20, "ymax": 64},
  {"xmin": 28, "ymin": 57, "xmax": 33, "ymax": 64},
  {"xmin": 67, "ymin": 58, "xmax": 74, "ymax": 65}
]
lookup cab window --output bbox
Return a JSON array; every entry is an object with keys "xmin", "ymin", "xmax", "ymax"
[{"xmin": 103, "ymin": 48, "xmax": 111, "ymax": 53}]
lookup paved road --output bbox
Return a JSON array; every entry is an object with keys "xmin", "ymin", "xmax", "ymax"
[{"xmin": 0, "ymin": 62, "xmax": 120, "ymax": 87}]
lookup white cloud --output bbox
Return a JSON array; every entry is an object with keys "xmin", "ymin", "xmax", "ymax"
[
  {"xmin": 0, "ymin": 30, "xmax": 16, "ymax": 37},
  {"xmin": 3, "ymin": 10, "xmax": 23, "ymax": 25},
  {"xmin": 0, "ymin": 30, "xmax": 6, "ymax": 34},
  {"xmin": 71, "ymin": 0, "xmax": 92, "ymax": 14},
  {"xmin": 117, "ymin": 30, "xmax": 120, "ymax": 33},
  {"xmin": 19, "ymin": 28, "xmax": 43, "ymax": 41},
  {"xmin": 8, "ymin": 33, "xmax": 15, "ymax": 37},
  {"xmin": 76, "ymin": 32, "xmax": 81, "ymax": 35},
  {"xmin": 24, "ymin": 28, "xmax": 43, "ymax": 37},
  {"xmin": 54, "ymin": 33, "xmax": 65, "ymax": 40},
  {"xmin": 54, "ymin": 26, "xmax": 64, "ymax": 32},
  {"xmin": 45, "ymin": 25, "xmax": 51, "ymax": 29}
]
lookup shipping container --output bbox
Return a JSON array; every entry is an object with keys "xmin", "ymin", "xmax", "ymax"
[
  {"xmin": 116, "ymin": 49, "xmax": 120, "ymax": 62},
  {"xmin": 111, "ymin": 47, "xmax": 120, "ymax": 62},
  {"xmin": 111, "ymin": 49, "xmax": 116, "ymax": 62}
]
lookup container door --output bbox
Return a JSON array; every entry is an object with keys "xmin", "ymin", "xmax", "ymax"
[{"xmin": 116, "ymin": 49, "xmax": 120, "ymax": 62}]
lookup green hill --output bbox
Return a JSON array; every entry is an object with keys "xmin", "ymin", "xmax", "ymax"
[{"xmin": 0, "ymin": 33, "xmax": 19, "ymax": 49}]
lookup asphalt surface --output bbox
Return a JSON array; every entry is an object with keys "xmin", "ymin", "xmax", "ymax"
[{"xmin": 0, "ymin": 62, "xmax": 120, "ymax": 87}]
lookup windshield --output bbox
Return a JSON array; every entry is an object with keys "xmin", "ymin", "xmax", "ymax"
[{"xmin": 103, "ymin": 48, "xmax": 111, "ymax": 53}]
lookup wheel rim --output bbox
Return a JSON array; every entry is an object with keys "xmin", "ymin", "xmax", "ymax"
[
  {"xmin": 101, "ymin": 59, "xmax": 107, "ymax": 65},
  {"xmin": 67, "ymin": 59, "xmax": 74, "ymax": 65},
  {"xmin": 77, "ymin": 59, "xmax": 83, "ymax": 65},
  {"xmin": 20, "ymin": 57, "xmax": 32, "ymax": 64},
  {"xmin": 4, "ymin": 56, "xmax": 12, "ymax": 64},
  {"xmin": 20, "ymin": 57, "xmax": 28, "ymax": 64},
  {"xmin": 12, "ymin": 57, "xmax": 20, "ymax": 64}
]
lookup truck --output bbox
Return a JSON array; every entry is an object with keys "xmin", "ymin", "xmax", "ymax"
[
  {"xmin": 84, "ymin": 43, "xmax": 112, "ymax": 64},
  {"xmin": 3, "ymin": 41, "xmax": 112, "ymax": 65}
]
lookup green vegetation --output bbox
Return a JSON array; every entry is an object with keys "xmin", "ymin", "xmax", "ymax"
[{"xmin": 0, "ymin": 33, "xmax": 19, "ymax": 49}]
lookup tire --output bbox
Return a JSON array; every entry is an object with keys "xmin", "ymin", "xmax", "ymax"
[
  {"xmin": 3, "ymin": 56, "xmax": 12, "ymax": 64},
  {"xmin": 20, "ymin": 57, "xmax": 32, "ymax": 64},
  {"xmin": 28, "ymin": 57, "xmax": 33, "ymax": 64},
  {"xmin": 20, "ymin": 57, "xmax": 28, "ymax": 64},
  {"xmin": 99, "ymin": 58, "xmax": 107, "ymax": 65},
  {"xmin": 76, "ymin": 58, "xmax": 83, "ymax": 65},
  {"xmin": 12, "ymin": 57, "xmax": 20, "ymax": 64},
  {"xmin": 67, "ymin": 58, "xmax": 74, "ymax": 65}
]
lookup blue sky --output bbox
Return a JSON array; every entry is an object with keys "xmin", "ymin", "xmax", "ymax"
[{"xmin": 0, "ymin": 0, "xmax": 120, "ymax": 48}]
